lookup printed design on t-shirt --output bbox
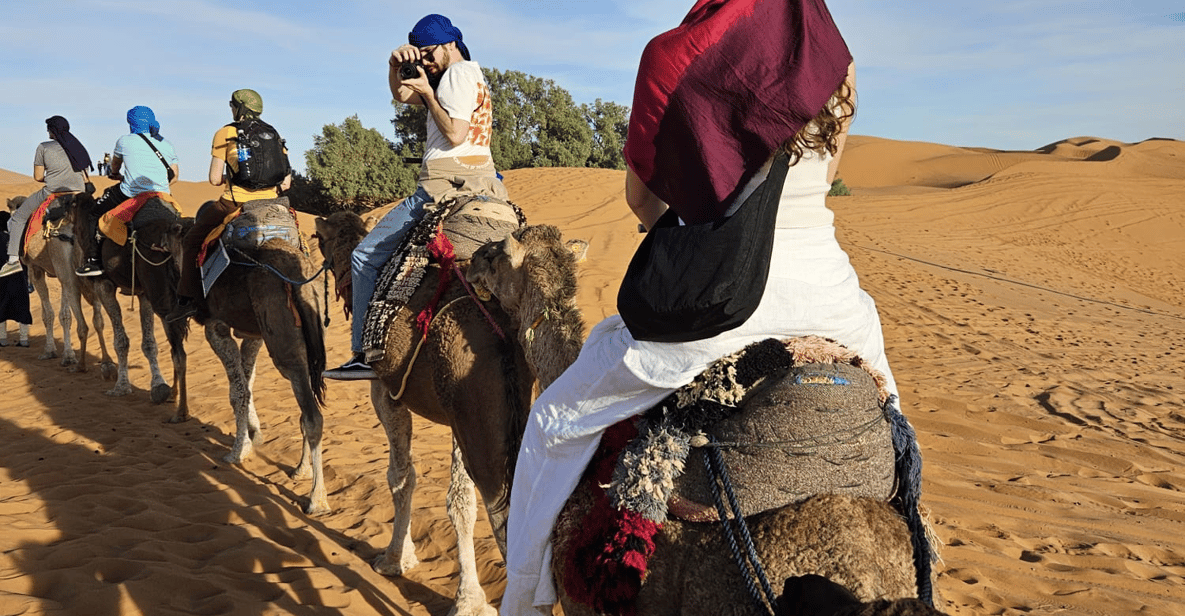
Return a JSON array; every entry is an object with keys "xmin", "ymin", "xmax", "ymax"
[{"xmin": 468, "ymin": 82, "xmax": 493, "ymax": 147}]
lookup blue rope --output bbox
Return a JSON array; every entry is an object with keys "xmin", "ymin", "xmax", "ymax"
[
  {"xmin": 704, "ymin": 440, "xmax": 778, "ymax": 616},
  {"xmin": 886, "ymin": 394, "xmax": 934, "ymax": 606}
]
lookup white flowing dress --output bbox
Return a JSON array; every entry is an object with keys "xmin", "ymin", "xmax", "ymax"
[{"xmin": 500, "ymin": 149, "xmax": 899, "ymax": 615}]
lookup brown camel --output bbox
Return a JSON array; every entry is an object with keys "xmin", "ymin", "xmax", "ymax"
[
  {"xmin": 71, "ymin": 192, "xmax": 189, "ymax": 408},
  {"xmin": 15, "ymin": 193, "xmax": 116, "ymax": 377},
  {"xmin": 166, "ymin": 202, "xmax": 328, "ymax": 514},
  {"xmin": 465, "ymin": 225, "xmax": 923, "ymax": 616},
  {"xmin": 314, "ymin": 210, "xmax": 547, "ymax": 616}
]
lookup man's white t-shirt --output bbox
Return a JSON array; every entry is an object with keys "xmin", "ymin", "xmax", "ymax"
[{"xmin": 424, "ymin": 60, "xmax": 494, "ymax": 161}]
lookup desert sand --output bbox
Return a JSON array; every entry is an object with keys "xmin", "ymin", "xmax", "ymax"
[{"xmin": 1, "ymin": 134, "xmax": 1183, "ymax": 615}]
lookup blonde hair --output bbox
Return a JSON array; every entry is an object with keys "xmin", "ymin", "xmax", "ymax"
[{"xmin": 781, "ymin": 78, "xmax": 856, "ymax": 165}]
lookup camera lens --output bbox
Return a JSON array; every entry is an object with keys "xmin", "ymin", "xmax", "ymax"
[{"xmin": 399, "ymin": 62, "xmax": 420, "ymax": 81}]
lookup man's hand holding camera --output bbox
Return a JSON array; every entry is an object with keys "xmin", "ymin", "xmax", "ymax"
[{"xmin": 390, "ymin": 45, "xmax": 430, "ymax": 96}]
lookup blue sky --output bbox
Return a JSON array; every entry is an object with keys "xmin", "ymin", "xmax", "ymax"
[{"xmin": 2, "ymin": 0, "xmax": 1182, "ymax": 182}]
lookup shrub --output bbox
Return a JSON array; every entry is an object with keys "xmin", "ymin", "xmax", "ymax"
[{"xmin": 828, "ymin": 178, "xmax": 851, "ymax": 197}]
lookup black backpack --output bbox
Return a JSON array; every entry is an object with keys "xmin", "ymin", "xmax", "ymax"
[{"xmin": 227, "ymin": 118, "xmax": 291, "ymax": 190}]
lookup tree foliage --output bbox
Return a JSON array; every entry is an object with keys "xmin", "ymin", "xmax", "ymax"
[
  {"xmin": 390, "ymin": 67, "xmax": 628, "ymax": 171},
  {"xmin": 304, "ymin": 115, "xmax": 416, "ymax": 212}
]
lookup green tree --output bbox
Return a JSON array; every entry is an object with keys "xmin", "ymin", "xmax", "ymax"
[
  {"xmin": 828, "ymin": 177, "xmax": 851, "ymax": 197},
  {"xmin": 582, "ymin": 99, "xmax": 629, "ymax": 170},
  {"xmin": 305, "ymin": 115, "xmax": 415, "ymax": 211}
]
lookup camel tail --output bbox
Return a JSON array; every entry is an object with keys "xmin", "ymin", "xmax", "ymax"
[{"xmin": 297, "ymin": 284, "xmax": 327, "ymax": 405}]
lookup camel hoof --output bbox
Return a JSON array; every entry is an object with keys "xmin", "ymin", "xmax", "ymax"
[
  {"xmin": 60, "ymin": 356, "xmax": 78, "ymax": 368},
  {"xmin": 66, "ymin": 362, "xmax": 87, "ymax": 373},
  {"xmin": 223, "ymin": 450, "xmax": 249, "ymax": 465},
  {"xmin": 290, "ymin": 465, "xmax": 312, "ymax": 481},
  {"xmin": 99, "ymin": 361, "xmax": 118, "ymax": 381},
  {"xmin": 448, "ymin": 601, "xmax": 498, "ymax": 616},
  {"xmin": 105, "ymin": 385, "xmax": 132, "ymax": 397},
  {"xmin": 304, "ymin": 499, "xmax": 331, "ymax": 516},
  {"xmin": 150, "ymin": 383, "xmax": 172, "ymax": 404},
  {"xmin": 38, "ymin": 350, "xmax": 57, "ymax": 361},
  {"xmin": 165, "ymin": 411, "xmax": 189, "ymax": 424},
  {"xmin": 373, "ymin": 552, "xmax": 419, "ymax": 577}
]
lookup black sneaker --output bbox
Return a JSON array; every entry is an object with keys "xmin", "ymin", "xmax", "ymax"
[
  {"xmin": 76, "ymin": 259, "xmax": 103, "ymax": 277},
  {"xmin": 324, "ymin": 353, "xmax": 377, "ymax": 380}
]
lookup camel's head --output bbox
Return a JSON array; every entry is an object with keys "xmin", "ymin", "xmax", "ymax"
[
  {"xmin": 313, "ymin": 211, "xmax": 369, "ymax": 309},
  {"xmin": 467, "ymin": 224, "xmax": 587, "ymax": 313},
  {"xmin": 6, "ymin": 196, "xmax": 23, "ymax": 212}
]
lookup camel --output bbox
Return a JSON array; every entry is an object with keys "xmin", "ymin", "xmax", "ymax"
[
  {"xmin": 70, "ymin": 192, "xmax": 189, "ymax": 408},
  {"xmin": 166, "ymin": 200, "xmax": 328, "ymax": 515},
  {"xmin": 314, "ymin": 210, "xmax": 544, "ymax": 616},
  {"xmin": 465, "ymin": 225, "xmax": 924, "ymax": 616},
  {"xmin": 15, "ymin": 193, "xmax": 116, "ymax": 377}
]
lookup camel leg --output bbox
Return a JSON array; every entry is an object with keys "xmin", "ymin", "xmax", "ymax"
[
  {"xmin": 29, "ymin": 272, "xmax": 58, "ymax": 360},
  {"xmin": 137, "ymin": 296, "xmax": 171, "ymax": 404},
  {"xmin": 55, "ymin": 282, "xmax": 78, "ymax": 368},
  {"xmin": 204, "ymin": 324, "xmax": 260, "ymax": 457},
  {"xmin": 238, "ymin": 337, "xmax": 263, "ymax": 437},
  {"xmin": 60, "ymin": 274, "xmax": 89, "ymax": 373},
  {"xmin": 371, "ymin": 381, "xmax": 420, "ymax": 575},
  {"xmin": 94, "ymin": 281, "xmax": 132, "ymax": 396},
  {"xmin": 89, "ymin": 294, "xmax": 118, "ymax": 382},
  {"xmin": 274, "ymin": 345, "xmax": 327, "ymax": 515},
  {"xmin": 162, "ymin": 315, "xmax": 189, "ymax": 421},
  {"xmin": 447, "ymin": 436, "xmax": 497, "ymax": 616}
]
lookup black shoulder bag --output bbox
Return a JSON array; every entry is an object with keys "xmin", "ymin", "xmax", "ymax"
[
  {"xmin": 617, "ymin": 150, "xmax": 790, "ymax": 343},
  {"xmin": 137, "ymin": 133, "xmax": 176, "ymax": 182}
]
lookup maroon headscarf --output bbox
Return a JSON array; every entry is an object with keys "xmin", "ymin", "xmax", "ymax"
[
  {"xmin": 624, "ymin": 0, "xmax": 851, "ymax": 224},
  {"xmin": 45, "ymin": 115, "xmax": 93, "ymax": 173}
]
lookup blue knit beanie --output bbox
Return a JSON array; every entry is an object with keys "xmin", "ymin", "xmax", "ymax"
[{"xmin": 408, "ymin": 14, "xmax": 471, "ymax": 61}]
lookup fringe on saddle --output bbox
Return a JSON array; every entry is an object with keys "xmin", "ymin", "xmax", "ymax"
[
  {"xmin": 361, "ymin": 194, "xmax": 525, "ymax": 362},
  {"xmin": 562, "ymin": 336, "xmax": 936, "ymax": 613}
]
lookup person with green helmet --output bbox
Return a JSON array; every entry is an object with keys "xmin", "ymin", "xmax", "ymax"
[{"xmin": 168, "ymin": 88, "xmax": 292, "ymax": 321}]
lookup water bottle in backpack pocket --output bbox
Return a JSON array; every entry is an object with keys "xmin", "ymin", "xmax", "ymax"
[{"xmin": 228, "ymin": 118, "xmax": 290, "ymax": 190}]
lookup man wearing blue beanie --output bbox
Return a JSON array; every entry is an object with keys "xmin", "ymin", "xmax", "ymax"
[{"xmin": 326, "ymin": 14, "xmax": 508, "ymax": 379}]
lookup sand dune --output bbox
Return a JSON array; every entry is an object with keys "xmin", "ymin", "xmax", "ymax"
[{"xmin": 1, "ymin": 134, "xmax": 1184, "ymax": 615}]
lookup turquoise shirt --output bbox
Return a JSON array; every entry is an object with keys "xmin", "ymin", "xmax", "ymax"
[{"xmin": 113, "ymin": 133, "xmax": 178, "ymax": 196}]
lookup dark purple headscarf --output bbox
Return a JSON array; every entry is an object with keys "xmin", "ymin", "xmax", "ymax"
[
  {"xmin": 45, "ymin": 116, "xmax": 92, "ymax": 173},
  {"xmin": 624, "ymin": 0, "xmax": 852, "ymax": 224}
]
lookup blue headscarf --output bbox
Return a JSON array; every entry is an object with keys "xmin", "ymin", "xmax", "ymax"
[
  {"xmin": 408, "ymin": 14, "xmax": 470, "ymax": 61},
  {"xmin": 126, "ymin": 105, "xmax": 163, "ymax": 141}
]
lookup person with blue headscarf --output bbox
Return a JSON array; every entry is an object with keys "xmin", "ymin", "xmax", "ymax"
[
  {"xmin": 77, "ymin": 105, "xmax": 180, "ymax": 276},
  {"xmin": 325, "ymin": 13, "xmax": 509, "ymax": 379}
]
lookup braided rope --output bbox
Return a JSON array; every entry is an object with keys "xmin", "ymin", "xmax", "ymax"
[
  {"xmin": 885, "ymin": 394, "xmax": 934, "ymax": 606},
  {"xmin": 704, "ymin": 440, "xmax": 778, "ymax": 616}
]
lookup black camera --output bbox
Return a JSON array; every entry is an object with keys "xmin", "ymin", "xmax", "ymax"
[{"xmin": 399, "ymin": 61, "xmax": 424, "ymax": 81}]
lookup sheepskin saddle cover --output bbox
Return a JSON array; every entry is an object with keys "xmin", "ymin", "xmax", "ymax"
[
  {"xmin": 362, "ymin": 194, "xmax": 525, "ymax": 359},
  {"xmin": 611, "ymin": 335, "xmax": 896, "ymax": 523}
]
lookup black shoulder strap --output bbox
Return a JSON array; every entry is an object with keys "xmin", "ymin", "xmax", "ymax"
[{"xmin": 136, "ymin": 133, "xmax": 172, "ymax": 176}]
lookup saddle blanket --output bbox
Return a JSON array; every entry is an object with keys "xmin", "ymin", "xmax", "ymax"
[
  {"xmin": 98, "ymin": 192, "xmax": 182, "ymax": 246},
  {"xmin": 200, "ymin": 197, "xmax": 303, "ymax": 296},
  {"xmin": 361, "ymin": 194, "xmax": 525, "ymax": 361}
]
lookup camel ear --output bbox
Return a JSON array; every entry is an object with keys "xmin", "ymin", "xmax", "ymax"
[
  {"xmin": 314, "ymin": 217, "xmax": 330, "ymax": 239},
  {"xmin": 565, "ymin": 239, "xmax": 589, "ymax": 263},
  {"xmin": 502, "ymin": 233, "xmax": 528, "ymax": 268}
]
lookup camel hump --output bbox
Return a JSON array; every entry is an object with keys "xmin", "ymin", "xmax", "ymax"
[
  {"xmin": 669, "ymin": 360, "xmax": 894, "ymax": 521},
  {"xmin": 609, "ymin": 336, "xmax": 897, "ymax": 523},
  {"xmin": 223, "ymin": 196, "xmax": 301, "ymax": 252},
  {"xmin": 440, "ymin": 194, "xmax": 524, "ymax": 260}
]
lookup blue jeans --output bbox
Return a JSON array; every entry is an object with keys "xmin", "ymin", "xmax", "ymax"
[{"xmin": 350, "ymin": 187, "xmax": 431, "ymax": 354}]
